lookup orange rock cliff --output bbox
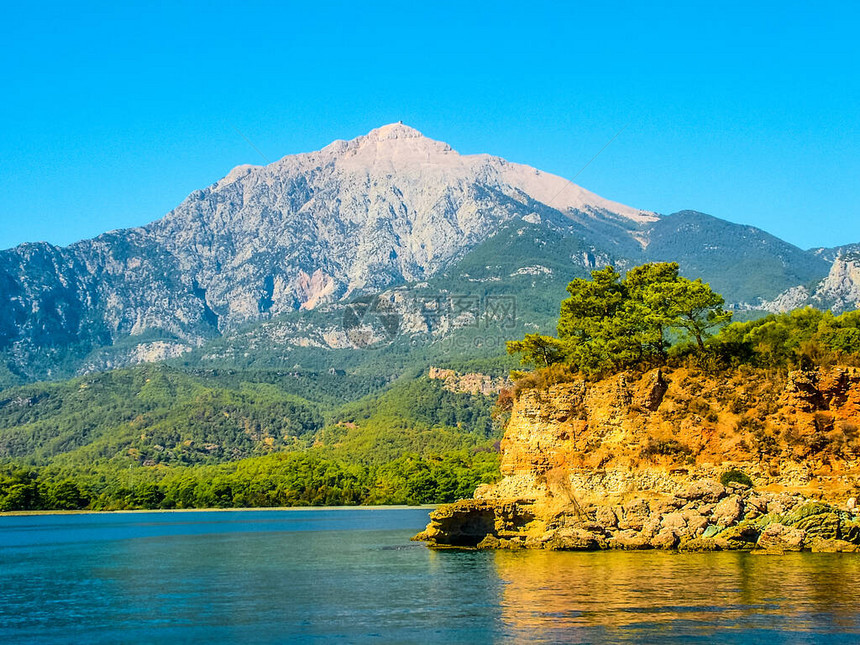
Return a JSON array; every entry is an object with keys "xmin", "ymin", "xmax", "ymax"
[{"xmin": 415, "ymin": 366, "xmax": 860, "ymax": 551}]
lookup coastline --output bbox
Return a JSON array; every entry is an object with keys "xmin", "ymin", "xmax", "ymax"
[{"xmin": 0, "ymin": 504, "xmax": 438, "ymax": 518}]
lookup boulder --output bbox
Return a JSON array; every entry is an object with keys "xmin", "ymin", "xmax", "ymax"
[
  {"xmin": 783, "ymin": 501, "xmax": 832, "ymax": 525},
  {"xmin": 697, "ymin": 503, "xmax": 716, "ymax": 516},
  {"xmin": 743, "ymin": 496, "xmax": 768, "ymax": 520},
  {"xmin": 543, "ymin": 528, "xmax": 603, "ymax": 551},
  {"xmin": 712, "ymin": 495, "xmax": 744, "ymax": 527},
  {"xmin": 524, "ymin": 535, "xmax": 545, "ymax": 549},
  {"xmin": 618, "ymin": 498, "xmax": 650, "ymax": 531},
  {"xmin": 476, "ymin": 535, "xmax": 501, "ymax": 549},
  {"xmin": 640, "ymin": 515, "xmax": 663, "ymax": 538},
  {"xmin": 478, "ymin": 536, "xmax": 525, "ymax": 549},
  {"xmin": 764, "ymin": 493, "xmax": 803, "ymax": 516},
  {"xmin": 766, "ymin": 499, "xmax": 788, "ymax": 515},
  {"xmin": 653, "ymin": 498, "xmax": 686, "ymax": 515},
  {"xmin": 651, "ymin": 528, "xmax": 680, "ymax": 549},
  {"xmin": 661, "ymin": 512, "xmax": 687, "ymax": 532},
  {"xmin": 841, "ymin": 520, "xmax": 860, "ymax": 544},
  {"xmin": 677, "ymin": 479, "xmax": 726, "ymax": 503},
  {"xmin": 717, "ymin": 523, "xmax": 759, "ymax": 549},
  {"xmin": 679, "ymin": 537, "xmax": 723, "ymax": 552},
  {"xmin": 757, "ymin": 523, "xmax": 805, "ymax": 551},
  {"xmin": 702, "ymin": 524, "xmax": 720, "ymax": 538},
  {"xmin": 810, "ymin": 539, "xmax": 860, "ymax": 553},
  {"xmin": 748, "ymin": 512, "xmax": 786, "ymax": 531},
  {"xmin": 681, "ymin": 510, "xmax": 710, "ymax": 536},
  {"xmin": 610, "ymin": 530, "xmax": 651, "ymax": 550},
  {"xmin": 792, "ymin": 512, "xmax": 841, "ymax": 543},
  {"xmin": 781, "ymin": 502, "xmax": 842, "ymax": 543},
  {"xmin": 726, "ymin": 481, "xmax": 750, "ymax": 492},
  {"xmin": 595, "ymin": 506, "xmax": 619, "ymax": 529}
]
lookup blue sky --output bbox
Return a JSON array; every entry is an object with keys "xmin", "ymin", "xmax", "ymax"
[{"xmin": 1, "ymin": 1, "xmax": 857, "ymax": 251}]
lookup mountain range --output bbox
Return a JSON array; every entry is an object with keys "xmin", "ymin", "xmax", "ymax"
[{"xmin": 1, "ymin": 123, "xmax": 858, "ymax": 385}]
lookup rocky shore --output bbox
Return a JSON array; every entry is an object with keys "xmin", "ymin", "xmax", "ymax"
[
  {"xmin": 414, "ymin": 366, "xmax": 860, "ymax": 552},
  {"xmin": 414, "ymin": 479, "xmax": 860, "ymax": 552}
]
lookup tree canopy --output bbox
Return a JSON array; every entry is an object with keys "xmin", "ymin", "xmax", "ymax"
[
  {"xmin": 714, "ymin": 307, "xmax": 860, "ymax": 369},
  {"xmin": 508, "ymin": 262, "xmax": 731, "ymax": 374}
]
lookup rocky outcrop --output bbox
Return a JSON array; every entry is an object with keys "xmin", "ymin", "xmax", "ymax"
[
  {"xmin": 763, "ymin": 252, "xmax": 860, "ymax": 314},
  {"xmin": 428, "ymin": 367, "xmax": 510, "ymax": 396},
  {"xmin": 415, "ymin": 479, "xmax": 860, "ymax": 551},
  {"xmin": 78, "ymin": 340, "xmax": 193, "ymax": 373},
  {"xmin": 814, "ymin": 253, "xmax": 860, "ymax": 312},
  {"xmin": 415, "ymin": 366, "xmax": 860, "ymax": 551}
]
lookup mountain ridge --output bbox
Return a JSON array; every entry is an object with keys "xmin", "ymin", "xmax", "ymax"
[{"xmin": 0, "ymin": 124, "xmax": 856, "ymax": 383}]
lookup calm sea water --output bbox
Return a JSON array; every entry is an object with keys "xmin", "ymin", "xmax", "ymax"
[{"xmin": 1, "ymin": 508, "xmax": 859, "ymax": 644}]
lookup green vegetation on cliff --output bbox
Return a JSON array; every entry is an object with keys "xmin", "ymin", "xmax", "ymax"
[
  {"xmin": 714, "ymin": 307, "xmax": 860, "ymax": 369},
  {"xmin": 508, "ymin": 262, "xmax": 731, "ymax": 374},
  {"xmin": 508, "ymin": 262, "xmax": 860, "ymax": 376}
]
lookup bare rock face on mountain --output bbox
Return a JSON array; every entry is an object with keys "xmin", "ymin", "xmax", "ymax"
[
  {"xmin": 147, "ymin": 123, "xmax": 654, "ymax": 325},
  {"xmin": 814, "ymin": 253, "xmax": 860, "ymax": 312},
  {"xmin": 762, "ymin": 252, "xmax": 860, "ymax": 314}
]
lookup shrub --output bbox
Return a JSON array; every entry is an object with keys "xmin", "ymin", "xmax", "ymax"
[
  {"xmin": 688, "ymin": 398, "xmax": 710, "ymax": 417},
  {"xmin": 813, "ymin": 411, "xmax": 835, "ymax": 433},
  {"xmin": 838, "ymin": 420, "xmax": 859, "ymax": 440},
  {"xmin": 720, "ymin": 468, "xmax": 753, "ymax": 488},
  {"xmin": 496, "ymin": 387, "xmax": 514, "ymax": 411},
  {"xmin": 734, "ymin": 416, "xmax": 764, "ymax": 434},
  {"xmin": 728, "ymin": 395, "xmax": 747, "ymax": 415},
  {"xmin": 510, "ymin": 363, "xmax": 578, "ymax": 398}
]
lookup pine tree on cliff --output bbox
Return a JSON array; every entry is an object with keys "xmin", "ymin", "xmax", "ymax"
[{"xmin": 507, "ymin": 262, "xmax": 731, "ymax": 373}]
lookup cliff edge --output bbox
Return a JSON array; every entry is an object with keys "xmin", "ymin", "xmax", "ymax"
[{"xmin": 415, "ymin": 366, "xmax": 860, "ymax": 552}]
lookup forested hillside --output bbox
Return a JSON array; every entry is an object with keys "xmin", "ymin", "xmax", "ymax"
[
  {"xmin": 0, "ymin": 366, "xmax": 502, "ymax": 511},
  {"xmin": 3, "ymin": 261, "xmax": 859, "ymax": 513}
]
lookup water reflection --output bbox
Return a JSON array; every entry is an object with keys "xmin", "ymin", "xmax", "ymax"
[
  {"xmin": 5, "ymin": 511, "xmax": 860, "ymax": 643},
  {"xmin": 491, "ymin": 550, "xmax": 860, "ymax": 642}
]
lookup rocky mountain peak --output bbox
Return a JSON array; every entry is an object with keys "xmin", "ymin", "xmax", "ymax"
[
  {"xmin": 318, "ymin": 122, "xmax": 456, "ymax": 170},
  {"xmin": 364, "ymin": 122, "xmax": 426, "ymax": 141}
]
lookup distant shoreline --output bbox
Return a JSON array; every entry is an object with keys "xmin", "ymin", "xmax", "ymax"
[{"xmin": 0, "ymin": 504, "xmax": 438, "ymax": 518}]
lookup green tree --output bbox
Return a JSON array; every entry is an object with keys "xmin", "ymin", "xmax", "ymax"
[
  {"xmin": 505, "ymin": 334, "xmax": 566, "ymax": 368},
  {"xmin": 556, "ymin": 266, "xmax": 644, "ymax": 373},
  {"xmin": 508, "ymin": 262, "xmax": 733, "ymax": 375},
  {"xmin": 47, "ymin": 479, "xmax": 87, "ymax": 510},
  {"xmin": 557, "ymin": 266, "xmax": 626, "ymax": 342},
  {"xmin": 665, "ymin": 277, "xmax": 732, "ymax": 351},
  {"xmin": 624, "ymin": 262, "xmax": 679, "ymax": 358},
  {"xmin": 0, "ymin": 470, "xmax": 42, "ymax": 511}
]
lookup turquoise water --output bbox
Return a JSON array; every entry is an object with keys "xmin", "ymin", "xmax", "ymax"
[{"xmin": 1, "ymin": 508, "xmax": 859, "ymax": 643}]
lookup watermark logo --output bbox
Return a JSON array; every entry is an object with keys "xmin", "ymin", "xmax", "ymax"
[
  {"xmin": 484, "ymin": 295, "xmax": 517, "ymax": 329},
  {"xmin": 341, "ymin": 293, "xmax": 518, "ymax": 349},
  {"xmin": 341, "ymin": 295, "xmax": 401, "ymax": 349}
]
